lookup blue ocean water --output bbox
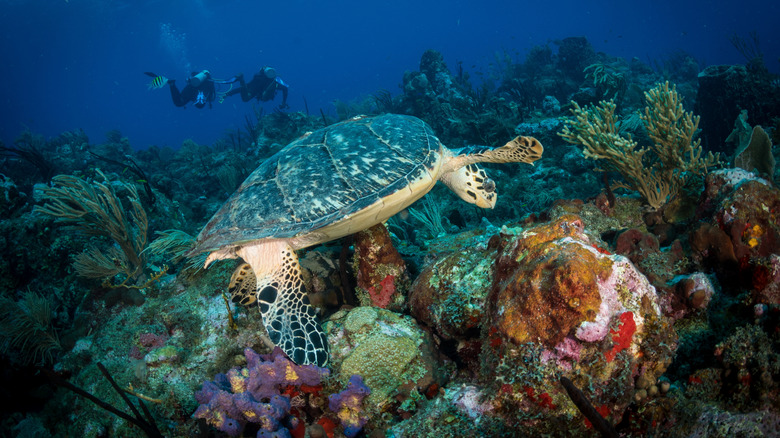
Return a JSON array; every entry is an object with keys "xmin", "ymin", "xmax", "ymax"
[{"xmin": 0, "ymin": 0, "xmax": 777, "ymax": 150}]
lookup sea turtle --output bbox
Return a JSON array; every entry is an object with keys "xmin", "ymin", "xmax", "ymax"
[{"xmin": 188, "ymin": 114, "xmax": 543, "ymax": 367}]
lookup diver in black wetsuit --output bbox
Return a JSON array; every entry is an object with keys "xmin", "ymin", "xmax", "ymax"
[
  {"xmin": 170, "ymin": 70, "xmax": 216, "ymax": 109},
  {"xmin": 146, "ymin": 70, "xmax": 237, "ymax": 109},
  {"xmin": 226, "ymin": 66, "xmax": 289, "ymax": 109}
]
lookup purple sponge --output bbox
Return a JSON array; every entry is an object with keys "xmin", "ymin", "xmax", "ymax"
[
  {"xmin": 193, "ymin": 347, "xmax": 329, "ymax": 437},
  {"xmin": 328, "ymin": 374, "xmax": 371, "ymax": 438}
]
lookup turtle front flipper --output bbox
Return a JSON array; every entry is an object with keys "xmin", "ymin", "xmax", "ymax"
[
  {"xmin": 443, "ymin": 136, "xmax": 544, "ymax": 173},
  {"xmin": 478, "ymin": 136, "xmax": 544, "ymax": 165},
  {"xmin": 228, "ymin": 263, "xmax": 257, "ymax": 306},
  {"xmin": 236, "ymin": 241, "xmax": 329, "ymax": 366}
]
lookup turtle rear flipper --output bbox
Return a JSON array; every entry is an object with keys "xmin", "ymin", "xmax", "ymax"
[{"xmin": 237, "ymin": 242, "xmax": 329, "ymax": 367}]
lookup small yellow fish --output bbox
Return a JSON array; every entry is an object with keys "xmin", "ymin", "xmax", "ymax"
[{"xmin": 148, "ymin": 75, "xmax": 168, "ymax": 90}]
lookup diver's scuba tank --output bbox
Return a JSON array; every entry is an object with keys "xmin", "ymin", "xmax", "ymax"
[
  {"xmin": 188, "ymin": 70, "xmax": 210, "ymax": 87},
  {"xmin": 261, "ymin": 67, "xmax": 277, "ymax": 79}
]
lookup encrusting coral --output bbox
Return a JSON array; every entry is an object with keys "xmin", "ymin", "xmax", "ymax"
[{"xmin": 560, "ymin": 82, "xmax": 720, "ymax": 210}]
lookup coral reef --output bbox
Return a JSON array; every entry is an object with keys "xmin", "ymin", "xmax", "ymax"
[
  {"xmin": 695, "ymin": 169, "xmax": 780, "ymax": 298},
  {"xmin": 695, "ymin": 64, "xmax": 780, "ymax": 152},
  {"xmin": 477, "ymin": 215, "xmax": 676, "ymax": 435},
  {"xmin": 714, "ymin": 325, "xmax": 779, "ymax": 410},
  {"xmin": 1, "ymin": 41, "xmax": 779, "ymax": 438},
  {"xmin": 401, "ymin": 212, "xmax": 681, "ymax": 435}
]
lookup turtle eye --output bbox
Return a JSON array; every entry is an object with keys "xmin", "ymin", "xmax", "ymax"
[{"xmin": 482, "ymin": 178, "xmax": 496, "ymax": 193}]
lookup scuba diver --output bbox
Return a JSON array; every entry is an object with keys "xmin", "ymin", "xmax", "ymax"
[
  {"xmin": 225, "ymin": 66, "xmax": 289, "ymax": 109},
  {"xmin": 145, "ymin": 70, "xmax": 238, "ymax": 109}
]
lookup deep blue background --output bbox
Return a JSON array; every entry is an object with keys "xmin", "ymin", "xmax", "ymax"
[{"xmin": 1, "ymin": 0, "xmax": 777, "ymax": 150}]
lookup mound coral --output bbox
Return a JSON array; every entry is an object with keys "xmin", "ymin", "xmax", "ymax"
[
  {"xmin": 323, "ymin": 306, "xmax": 450, "ymax": 427},
  {"xmin": 473, "ymin": 214, "xmax": 677, "ymax": 434},
  {"xmin": 408, "ymin": 228, "xmax": 496, "ymax": 343},
  {"xmin": 353, "ymin": 223, "xmax": 408, "ymax": 310}
]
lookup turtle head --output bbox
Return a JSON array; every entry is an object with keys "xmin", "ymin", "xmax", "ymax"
[{"xmin": 441, "ymin": 163, "xmax": 497, "ymax": 209}]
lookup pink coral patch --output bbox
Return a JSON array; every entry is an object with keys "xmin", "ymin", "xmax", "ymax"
[{"xmin": 367, "ymin": 274, "xmax": 396, "ymax": 308}]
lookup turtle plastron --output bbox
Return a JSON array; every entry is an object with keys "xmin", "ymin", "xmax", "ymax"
[{"xmin": 237, "ymin": 240, "xmax": 329, "ymax": 366}]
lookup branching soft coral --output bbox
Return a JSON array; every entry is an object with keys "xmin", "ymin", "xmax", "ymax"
[
  {"xmin": 33, "ymin": 170, "xmax": 153, "ymax": 287},
  {"xmin": 0, "ymin": 290, "xmax": 61, "ymax": 365},
  {"xmin": 560, "ymin": 82, "xmax": 719, "ymax": 210}
]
